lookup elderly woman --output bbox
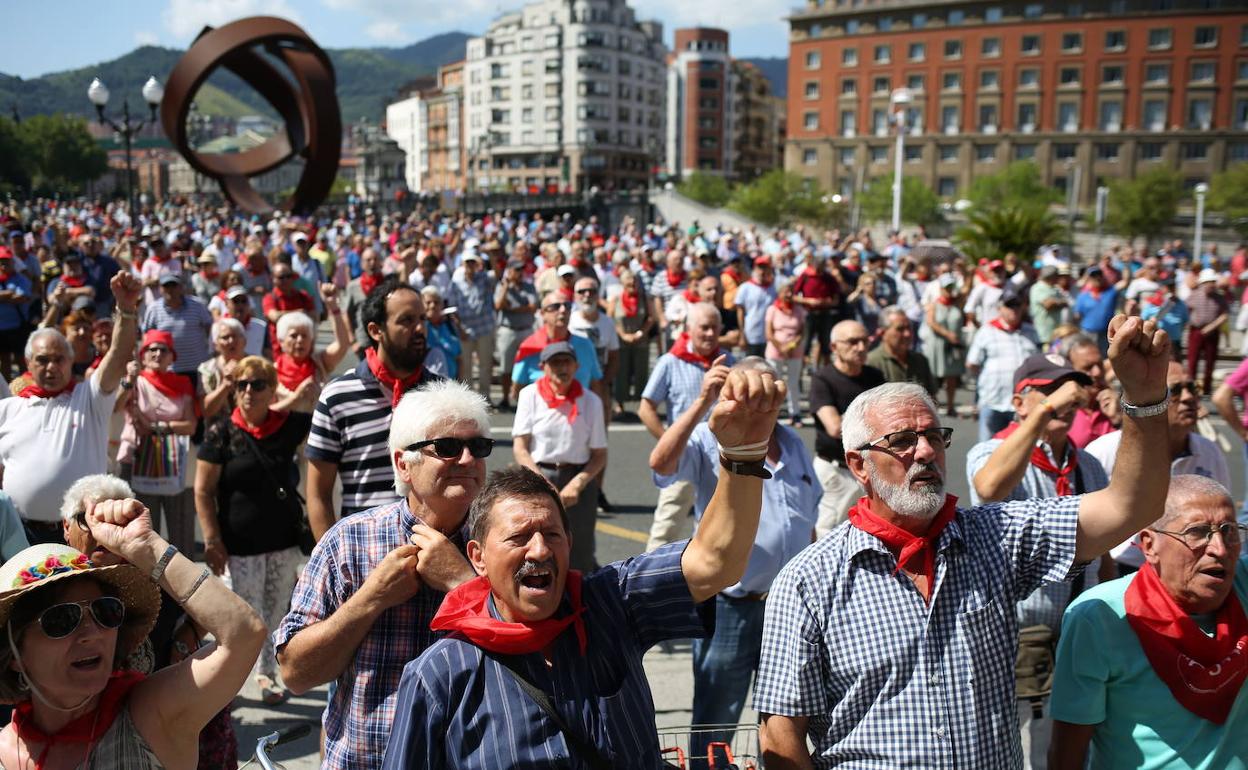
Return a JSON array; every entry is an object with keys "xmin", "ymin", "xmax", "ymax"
[
  {"xmin": 609, "ymin": 268, "xmax": 653, "ymax": 409},
  {"xmin": 421, "ymin": 286, "xmax": 461, "ymax": 380},
  {"xmin": 195, "ymin": 356, "xmax": 313, "ymax": 705},
  {"xmin": 117, "ymin": 330, "xmax": 198, "ymax": 556},
  {"xmin": 199, "ymin": 317, "xmax": 248, "ymax": 420},
  {"xmin": 272, "ymin": 299, "xmax": 350, "ymax": 412},
  {"xmin": 0, "ymin": 499, "xmax": 265, "ymax": 769}
]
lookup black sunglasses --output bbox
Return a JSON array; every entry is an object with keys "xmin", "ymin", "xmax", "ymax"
[
  {"xmin": 575, "ymin": 288, "xmax": 597, "ymax": 295},
  {"xmin": 35, "ymin": 597, "xmax": 125, "ymax": 639},
  {"xmin": 234, "ymin": 379, "xmax": 270, "ymax": 392},
  {"xmin": 1169, "ymin": 381, "xmax": 1201, "ymax": 397},
  {"xmin": 543, "ymin": 302, "xmax": 573, "ymax": 312},
  {"xmin": 407, "ymin": 436, "xmax": 495, "ymax": 459}
]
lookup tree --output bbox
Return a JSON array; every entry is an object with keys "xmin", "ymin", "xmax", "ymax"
[
  {"xmin": 727, "ymin": 170, "xmax": 826, "ymax": 227},
  {"xmin": 677, "ymin": 171, "xmax": 732, "ymax": 208},
  {"xmin": 19, "ymin": 114, "xmax": 107, "ymax": 194},
  {"xmin": 1208, "ymin": 164, "xmax": 1248, "ymax": 239},
  {"xmin": 0, "ymin": 117, "xmax": 33, "ymax": 195},
  {"xmin": 955, "ymin": 205, "xmax": 1064, "ymax": 263},
  {"xmin": 858, "ymin": 174, "xmax": 943, "ymax": 229},
  {"xmin": 1106, "ymin": 168, "xmax": 1183, "ymax": 250},
  {"xmin": 965, "ymin": 161, "xmax": 1061, "ymax": 213}
]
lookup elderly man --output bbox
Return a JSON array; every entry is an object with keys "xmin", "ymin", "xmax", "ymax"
[
  {"xmin": 345, "ymin": 247, "xmax": 384, "ymax": 359},
  {"xmin": 867, "ymin": 305, "xmax": 936, "ymax": 395},
  {"xmin": 1049, "ymin": 476, "xmax": 1248, "ymax": 768},
  {"xmin": 569, "ymin": 275, "xmax": 620, "ymax": 414},
  {"xmin": 1088, "ymin": 360, "xmax": 1231, "ymax": 576},
  {"xmin": 223, "ymin": 284, "xmax": 269, "ymax": 357},
  {"xmin": 736, "ymin": 256, "xmax": 778, "ymax": 357},
  {"xmin": 640, "ymin": 302, "xmax": 736, "ymax": 550},
  {"xmin": 511, "ymin": 291, "xmax": 602, "ymax": 394},
  {"xmin": 754, "ymin": 315, "xmax": 1176, "ymax": 767},
  {"xmin": 142, "ymin": 272, "xmax": 214, "ymax": 386},
  {"xmin": 652, "ymin": 357, "xmax": 820, "ymax": 765},
  {"xmin": 448, "ymin": 251, "xmax": 496, "ymax": 401},
  {"xmin": 967, "ymin": 283, "xmax": 1041, "ymax": 441},
  {"xmin": 381, "ymin": 365, "xmax": 784, "ymax": 769},
  {"xmin": 277, "ymin": 379, "xmax": 489, "ymax": 770},
  {"xmin": 1065, "ymin": 334, "xmax": 1117, "ymax": 449},
  {"xmin": 0, "ymin": 271, "xmax": 140, "ymax": 543},
  {"xmin": 494, "ymin": 258, "xmax": 539, "ymax": 411}
]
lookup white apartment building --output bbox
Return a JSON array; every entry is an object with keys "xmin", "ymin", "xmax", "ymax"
[
  {"xmin": 464, "ymin": 0, "xmax": 667, "ymax": 193},
  {"xmin": 387, "ymin": 95, "xmax": 427, "ymax": 192}
]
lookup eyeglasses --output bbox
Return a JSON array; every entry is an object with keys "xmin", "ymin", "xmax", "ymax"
[
  {"xmin": 234, "ymin": 379, "xmax": 270, "ymax": 392},
  {"xmin": 1152, "ymin": 522, "xmax": 1247, "ymax": 550},
  {"xmin": 542, "ymin": 302, "xmax": 572, "ymax": 312},
  {"xmin": 1169, "ymin": 381, "xmax": 1201, "ymax": 397},
  {"xmin": 406, "ymin": 436, "xmax": 495, "ymax": 459},
  {"xmin": 857, "ymin": 427, "xmax": 954, "ymax": 453},
  {"xmin": 144, "ymin": 346, "xmax": 171, "ymax": 355},
  {"xmin": 35, "ymin": 597, "xmax": 125, "ymax": 639},
  {"xmin": 576, "ymin": 288, "xmax": 597, "ymax": 295},
  {"xmin": 835, "ymin": 336, "xmax": 870, "ymax": 348}
]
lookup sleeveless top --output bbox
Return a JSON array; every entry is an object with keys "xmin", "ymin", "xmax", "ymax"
[{"xmin": 0, "ymin": 708, "xmax": 162, "ymax": 770}]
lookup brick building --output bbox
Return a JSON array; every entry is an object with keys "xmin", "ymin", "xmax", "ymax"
[{"xmin": 386, "ymin": 61, "xmax": 466, "ymax": 193}]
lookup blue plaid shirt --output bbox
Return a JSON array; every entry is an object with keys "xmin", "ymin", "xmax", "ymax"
[
  {"xmin": 754, "ymin": 496, "xmax": 1082, "ymax": 768},
  {"xmin": 640, "ymin": 352, "xmax": 736, "ymax": 426},
  {"xmin": 449, "ymin": 271, "xmax": 497, "ymax": 340},
  {"xmin": 273, "ymin": 499, "xmax": 469, "ymax": 770},
  {"xmin": 380, "ymin": 542, "xmax": 713, "ymax": 769}
]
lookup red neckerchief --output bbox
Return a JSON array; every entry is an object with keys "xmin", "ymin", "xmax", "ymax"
[
  {"xmin": 515, "ymin": 327, "xmax": 569, "ymax": 364},
  {"xmin": 773, "ymin": 297, "xmax": 794, "ymax": 313},
  {"xmin": 17, "ymin": 375, "xmax": 76, "ymax": 400},
  {"xmin": 149, "ymin": 251, "xmax": 169, "ymax": 264},
  {"xmin": 200, "ymin": 267, "xmax": 219, "ymax": 281},
  {"xmin": 215, "ymin": 289, "xmax": 227, "ymax": 304},
  {"xmin": 722, "ymin": 267, "xmax": 743, "ymax": 285},
  {"xmin": 1125, "ymin": 561, "xmax": 1248, "ymax": 724},
  {"xmin": 682, "ymin": 287, "xmax": 701, "ymax": 304},
  {"xmin": 88, "ymin": 354, "xmax": 103, "ymax": 371},
  {"xmin": 668, "ymin": 333, "xmax": 720, "ymax": 370},
  {"xmin": 665, "ymin": 268, "xmax": 686, "ymax": 287},
  {"xmin": 359, "ymin": 272, "xmax": 382, "ymax": 297},
  {"xmin": 0, "ymin": 265, "xmax": 12, "ymax": 281},
  {"xmin": 993, "ymin": 422, "xmax": 1080, "ymax": 495},
  {"xmin": 620, "ymin": 290, "xmax": 639, "ymax": 318},
  {"xmin": 937, "ymin": 294, "xmax": 954, "ymax": 306},
  {"xmin": 1085, "ymin": 285, "xmax": 1104, "ymax": 300},
  {"xmin": 139, "ymin": 369, "xmax": 195, "ymax": 401},
  {"xmin": 431, "ymin": 573, "xmax": 588, "ymax": 656},
  {"xmin": 231, "ymin": 406, "xmax": 290, "ymax": 440},
  {"xmin": 275, "ymin": 352, "xmax": 317, "ymax": 391},
  {"xmin": 13, "ymin": 671, "xmax": 144, "ymax": 770},
  {"xmin": 989, "ymin": 317, "xmax": 1020, "ymax": 333},
  {"xmin": 60, "ymin": 274, "xmax": 86, "ymax": 288},
  {"xmin": 272, "ymin": 287, "xmax": 309, "ymax": 310},
  {"xmin": 536, "ymin": 376, "xmax": 584, "ymax": 423},
  {"xmin": 366, "ymin": 346, "xmax": 422, "ymax": 408},
  {"xmin": 1146, "ymin": 290, "xmax": 1167, "ymax": 307},
  {"xmin": 847, "ymin": 494, "xmax": 958, "ymax": 591}
]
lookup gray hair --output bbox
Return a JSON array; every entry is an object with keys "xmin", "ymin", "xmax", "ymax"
[
  {"xmin": 419, "ymin": 285, "xmax": 443, "ymax": 301},
  {"xmin": 880, "ymin": 305, "xmax": 907, "ymax": 325},
  {"xmin": 60, "ymin": 474, "xmax": 135, "ymax": 522},
  {"xmin": 1152, "ymin": 474, "xmax": 1234, "ymax": 530},
  {"xmin": 276, "ymin": 311, "xmax": 315, "ymax": 342},
  {"xmin": 1060, "ymin": 333, "xmax": 1100, "ymax": 360},
  {"xmin": 24, "ymin": 328, "xmax": 71, "ymax": 361},
  {"xmin": 841, "ymin": 383, "xmax": 940, "ymax": 454},
  {"xmin": 211, "ymin": 317, "xmax": 245, "ymax": 345},
  {"xmin": 389, "ymin": 379, "xmax": 492, "ymax": 496},
  {"xmin": 686, "ymin": 301, "xmax": 722, "ymax": 329}
]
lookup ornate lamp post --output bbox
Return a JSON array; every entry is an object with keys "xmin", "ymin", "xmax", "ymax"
[{"xmin": 88, "ymin": 76, "xmax": 163, "ymax": 217}]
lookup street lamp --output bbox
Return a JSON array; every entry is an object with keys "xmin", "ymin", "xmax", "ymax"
[
  {"xmin": 890, "ymin": 88, "xmax": 913, "ymax": 234},
  {"xmin": 1194, "ymin": 182, "xmax": 1209, "ymax": 262},
  {"xmin": 88, "ymin": 76, "xmax": 163, "ymax": 218}
]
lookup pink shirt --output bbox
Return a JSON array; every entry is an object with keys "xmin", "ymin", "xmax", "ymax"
[
  {"xmin": 1068, "ymin": 405, "xmax": 1115, "ymax": 449},
  {"xmin": 765, "ymin": 303, "xmax": 807, "ymax": 360},
  {"xmin": 1224, "ymin": 358, "xmax": 1248, "ymax": 430}
]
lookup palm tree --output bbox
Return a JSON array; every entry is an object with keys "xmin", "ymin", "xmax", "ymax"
[{"xmin": 955, "ymin": 205, "xmax": 1063, "ymax": 264}]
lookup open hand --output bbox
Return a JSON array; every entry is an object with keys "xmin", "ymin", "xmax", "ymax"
[
  {"xmin": 708, "ymin": 366, "xmax": 785, "ymax": 451},
  {"xmin": 1106, "ymin": 315, "xmax": 1170, "ymax": 406}
]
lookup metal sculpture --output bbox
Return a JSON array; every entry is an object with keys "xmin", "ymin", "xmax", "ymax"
[{"xmin": 160, "ymin": 16, "xmax": 342, "ymax": 215}]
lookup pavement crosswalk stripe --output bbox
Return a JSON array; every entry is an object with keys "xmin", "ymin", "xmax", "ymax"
[{"xmin": 596, "ymin": 521, "xmax": 649, "ymax": 544}]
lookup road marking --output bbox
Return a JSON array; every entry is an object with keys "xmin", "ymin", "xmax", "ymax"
[
  {"xmin": 490, "ymin": 424, "xmax": 650, "ymax": 434},
  {"xmin": 596, "ymin": 521, "xmax": 648, "ymax": 544}
]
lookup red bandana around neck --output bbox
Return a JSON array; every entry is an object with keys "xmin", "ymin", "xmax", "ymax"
[
  {"xmin": 275, "ymin": 352, "xmax": 317, "ymax": 391},
  {"xmin": 431, "ymin": 572, "xmax": 588, "ymax": 656},
  {"xmin": 1124, "ymin": 561, "xmax": 1248, "ymax": 724},
  {"xmin": 682, "ymin": 287, "xmax": 702, "ymax": 304},
  {"xmin": 13, "ymin": 670, "xmax": 145, "ymax": 770},
  {"xmin": 993, "ymin": 422, "xmax": 1079, "ymax": 496},
  {"xmin": 620, "ymin": 290, "xmax": 640, "ymax": 318},
  {"xmin": 359, "ymin": 272, "xmax": 382, "ymax": 297},
  {"xmin": 515, "ymin": 327, "xmax": 568, "ymax": 364},
  {"xmin": 59, "ymin": 274, "xmax": 86, "ymax": 288},
  {"xmin": 17, "ymin": 376, "xmax": 76, "ymax": 400},
  {"xmin": 139, "ymin": 369, "xmax": 194, "ymax": 401},
  {"xmin": 665, "ymin": 268, "xmax": 686, "ymax": 287},
  {"xmin": 989, "ymin": 317, "xmax": 1020, "ymax": 333},
  {"xmin": 536, "ymin": 376, "xmax": 584, "ymax": 423},
  {"xmin": 366, "ymin": 346, "xmax": 423, "ymax": 408},
  {"xmin": 773, "ymin": 297, "xmax": 794, "ymax": 314},
  {"xmin": 231, "ymin": 406, "xmax": 289, "ymax": 440},
  {"xmin": 847, "ymin": 495, "xmax": 959, "ymax": 592},
  {"xmin": 668, "ymin": 333, "xmax": 720, "ymax": 370},
  {"xmin": 750, "ymin": 277, "xmax": 774, "ymax": 288}
]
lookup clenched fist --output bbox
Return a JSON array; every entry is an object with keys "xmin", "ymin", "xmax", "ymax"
[{"xmin": 708, "ymin": 366, "xmax": 785, "ymax": 454}]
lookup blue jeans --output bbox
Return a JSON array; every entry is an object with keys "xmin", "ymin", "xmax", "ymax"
[
  {"xmin": 978, "ymin": 407, "xmax": 1014, "ymax": 443},
  {"xmin": 690, "ymin": 594, "xmax": 766, "ymax": 767}
]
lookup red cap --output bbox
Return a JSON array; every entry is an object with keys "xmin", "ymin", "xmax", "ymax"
[
  {"xmin": 0, "ymin": 246, "xmax": 12, "ymax": 260},
  {"xmin": 754, "ymin": 256, "xmax": 773, "ymax": 268},
  {"xmin": 140, "ymin": 329, "xmax": 177, "ymax": 361}
]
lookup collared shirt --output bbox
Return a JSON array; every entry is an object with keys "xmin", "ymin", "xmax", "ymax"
[
  {"xmin": 513, "ymin": 384, "xmax": 607, "ymax": 465},
  {"xmin": 655, "ymin": 423, "xmax": 819, "ymax": 597},
  {"xmin": 1186, "ymin": 287, "xmax": 1230, "ymax": 328},
  {"xmin": 0, "ymin": 272, "xmax": 31, "ymax": 330},
  {"xmin": 495, "ymin": 280, "xmax": 539, "ymax": 329},
  {"xmin": 512, "ymin": 333, "xmax": 602, "ymax": 390},
  {"xmin": 1068, "ymin": 405, "xmax": 1115, "ymax": 449},
  {"xmin": 273, "ymin": 498, "xmax": 470, "ymax": 770},
  {"xmin": 140, "ymin": 297, "xmax": 214, "ymax": 373},
  {"xmin": 641, "ymin": 351, "xmax": 736, "ymax": 426},
  {"xmin": 754, "ymin": 495, "xmax": 1082, "ymax": 768},
  {"xmin": 966, "ymin": 323, "xmax": 1040, "ymax": 411},
  {"xmin": 866, "ymin": 346, "xmax": 937, "ymax": 395},
  {"xmin": 734, "ymin": 281, "xmax": 778, "ymax": 345},
  {"xmin": 449, "ymin": 271, "xmax": 497, "ymax": 340},
  {"xmin": 380, "ymin": 542, "xmax": 714, "ymax": 770}
]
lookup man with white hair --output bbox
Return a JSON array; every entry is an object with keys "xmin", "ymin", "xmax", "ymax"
[
  {"xmin": 276, "ymin": 379, "xmax": 489, "ymax": 770},
  {"xmin": 755, "ymin": 316, "xmax": 1176, "ymax": 767},
  {"xmin": 0, "ymin": 271, "xmax": 141, "ymax": 543}
]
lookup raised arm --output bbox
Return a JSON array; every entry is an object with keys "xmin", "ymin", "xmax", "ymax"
[
  {"xmin": 649, "ymin": 358, "xmax": 727, "ymax": 476},
  {"xmin": 320, "ymin": 284, "xmax": 352, "ymax": 371},
  {"xmin": 973, "ymin": 380, "xmax": 1086, "ymax": 502},
  {"xmin": 95, "ymin": 272, "xmax": 142, "ymax": 394},
  {"xmin": 1212, "ymin": 382, "xmax": 1247, "ymax": 442}
]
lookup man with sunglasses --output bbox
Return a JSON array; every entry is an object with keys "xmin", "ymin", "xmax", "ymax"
[
  {"xmin": 510, "ymin": 292, "xmax": 602, "ymax": 399},
  {"xmin": 756, "ymin": 315, "xmax": 1177, "ymax": 769},
  {"xmin": 1050, "ymin": 475, "xmax": 1248, "ymax": 768},
  {"xmin": 1088, "ymin": 360, "xmax": 1231, "ymax": 577}
]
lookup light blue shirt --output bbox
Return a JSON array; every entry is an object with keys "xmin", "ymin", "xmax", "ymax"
[
  {"xmin": 511, "ymin": 333, "xmax": 602, "ymax": 389},
  {"xmin": 655, "ymin": 423, "xmax": 819, "ymax": 597},
  {"xmin": 734, "ymin": 281, "xmax": 777, "ymax": 346},
  {"xmin": 0, "ymin": 491, "xmax": 31, "ymax": 561}
]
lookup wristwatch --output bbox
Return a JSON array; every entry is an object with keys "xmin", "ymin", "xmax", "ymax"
[
  {"xmin": 720, "ymin": 454, "xmax": 772, "ymax": 479},
  {"xmin": 1119, "ymin": 393, "xmax": 1170, "ymax": 419}
]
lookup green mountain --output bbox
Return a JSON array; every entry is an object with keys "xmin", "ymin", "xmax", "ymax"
[{"xmin": 0, "ymin": 32, "xmax": 471, "ymax": 126}]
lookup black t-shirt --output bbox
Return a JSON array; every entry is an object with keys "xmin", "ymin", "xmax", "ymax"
[
  {"xmin": 198, "ymin": 411, "xmax": 313, "ymax": 556},
  {"xmin": 808, "ymin": 364, "xmax": 886, "ymax": 462}
]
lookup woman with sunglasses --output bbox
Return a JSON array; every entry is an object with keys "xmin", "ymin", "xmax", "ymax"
[
  {"xmin": 0, "ymin": 501, "xmax": 265, "ymax": 769},
  {"xmin": 116, "ymin": 330, "xmax": 198, "ymax": 557},
  {"xmin": 195, "ymin": 356, "xmax": 313, "ymax": 705}
]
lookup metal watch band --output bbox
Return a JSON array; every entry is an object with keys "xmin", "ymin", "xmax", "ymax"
[
  {"xmin": 719, "ymin": 454, "xmax": 773, "ymax": 479},
  {"xmin": 150, "ymin": 544, "xmax": 178, "ymax": 583},
  {"xmin": 1119, "ymin": 393, "xmax": 1170, "ymax": 419}
]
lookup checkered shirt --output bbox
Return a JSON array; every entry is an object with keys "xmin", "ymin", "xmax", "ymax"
[
  {"xmin": 448, "ymin": 271, "xmax": 497, "ymax": 340},
  {"xmin": 965, "ymin": 323, "xmax": 1040, "ymax": 411},
  {"xmin": 272, "ymin": 498, "xmax": 469, "ymax": 770},
  {"xmin": 753, "ymin": 495, "xmax": 1082, "ymax": 768},
  {"xmin": 641, "ymin": 351, "xmax": 735, "ymax": 425}
]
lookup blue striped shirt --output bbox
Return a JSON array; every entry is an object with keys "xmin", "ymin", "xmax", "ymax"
[
  {"xmin": 448, "ymin": 271, "xmax": 497, "ymax": 340},
  {"xmin": 140, "ymin": 297, "xmax": 214, "ymax": 373},
  {"xmin": 381, "ymin": 542, "xmax": 713, "ymax": 770}
]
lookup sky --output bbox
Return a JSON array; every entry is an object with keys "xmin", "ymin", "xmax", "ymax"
[{"xmin": 3, "ymin": 0, "xmax": 792, "ymax": 79}]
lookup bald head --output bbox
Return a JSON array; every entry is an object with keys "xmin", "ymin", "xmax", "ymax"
[{"xmin": 832, "ymin": 320, "xmax": 870, "ymax": 372}]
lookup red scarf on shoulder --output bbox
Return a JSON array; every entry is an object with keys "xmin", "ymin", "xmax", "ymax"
[
  {"xmin": 59, "ymin": 274, "xmax": 87, "ymax": 288},
  {"xmin": 993, "ymin": 422, "xmax": 1079, "ymax": 496},
  {"xmin": 536, "ymin": 376, "xmax": 584, "ymax": 423},
  {"xmin": 847, "ymin": 495, "xmax": 958, "ymax": 591},
  {"xmin": 1125, "ymin": 562, "xmax": 1248, "ymax": 724},
  {"xmin": 359, "ymin": 272, "xmax": 382, "ymax": 297},
  {"xmin": 682, "ymin": 287, "xmax": 701, "ymax": 304},
  {"xmin": 431, "ymin": 573, "xmax": 588, "ymax": 655},
  {"xmin": 13, "ymin": 671, "xmax": 144, "ymax": 770},
  {"xmin": 668, "ymin": 333, "xmax": 720, "ymax": 370},
  {"xmin": 989, "ymin": 317, "xmax": 1020, "ymax": 333},
  {"xmin": 515, "ymin": 327, "xmax": 569, "ymax": 364},
  {"xmin": 231, "ymin": 406, "xmax": 289, "ymax": 440},
  {"xmin": 665, "ymin": 268, "xmax": 686, "ymax": 288},
  {"xmin": 139, "ymin": 369, "xmax": 195, "ymax": 401},
  {"xmin": 366, "ymin": 346, "xmax": 423, "ymax": 408},
  {"xmin": 275, "ymin": 352, "xmax": 317, "ymax": 391},
  {"xmin": 773, "ymin": 296, "xmax": 794, "ymax": 314},
  {"xmin": 17, "ymin": 376, "xmax": 76, "ymax": 399},
  {"xmin": 722, "ymin": 267, "xmax": 743, "ymax": 285},
  {"xmin": 620, "ymin": 290, "xmax": 639, "ymax": 318}
]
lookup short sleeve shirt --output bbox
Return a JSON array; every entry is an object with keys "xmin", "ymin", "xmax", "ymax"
[
  {"xmin": 734, "ymin": 281, "xmax": 778, "ymax": 345},
  {"xmin": 640, "ymin": 352, "xmax": 736, "ymax": 426},
  {"xmin": 513, "ymin": 385, "xmax": 607, "ymax": 465},
  {"xmin": 966, "ymin": 324, "xmax": 1040, "ymax": 411},
  {"xmin": 807, "ymin": 364, "xmax": 886, "ymax": 462}
]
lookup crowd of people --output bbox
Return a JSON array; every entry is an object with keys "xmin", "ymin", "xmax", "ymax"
[{"xmin": 0, "ymin": 194, "xmax": 1243, "ymax": 769}]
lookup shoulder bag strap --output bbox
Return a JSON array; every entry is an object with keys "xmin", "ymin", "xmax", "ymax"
[{"xmin": 238, "ymin": 429, "xmax": 306, "ymax": 506}]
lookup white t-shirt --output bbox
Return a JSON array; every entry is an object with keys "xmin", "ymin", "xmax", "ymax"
[
  {"xmin": 568, "ymin": 311, "xmax": 620, "ymax": 369},
  {"xmin": 1085, "ymin": 429, "xmax": 1232, "ymax": 568},
  {"xmin": 513, "ymin": 384, "xmax": 607, "ymax": 465},
  {"xmin": 0, "ymin": 374, "xmax": 119, "ymax": 522}
]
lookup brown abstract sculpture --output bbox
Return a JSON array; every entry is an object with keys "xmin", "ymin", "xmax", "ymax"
[{"xmin": 161, "ymin": 16, "xmax": 342, "ymax": 215}]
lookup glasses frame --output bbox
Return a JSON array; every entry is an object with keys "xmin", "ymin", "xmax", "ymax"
[
  {"xmin": 35, "ymin": 597, "xmax": 126, "ymax": 639},
  {"xmin": 1151, "ymin": 522, "xmax": 1247, "ymax": 550},
  {"xmin": 406, "ymin": 436, "xmax": 496, "ymax": 460},
  {"xmin": 542, "ymin": 302, "xmax": 573, "ymax": 312},
  {"xmin": 234, "ymin": 378, "xmax": 271, "ymax": 392},
  {"xmin": 856, "ymin": 427, "xmax": 954, "ymax": 453},
  {"xmin": 1168, "ymin": 381, "xmax": 1202, "ymax": 398}
]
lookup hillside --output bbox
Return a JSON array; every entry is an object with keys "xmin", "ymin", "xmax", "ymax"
[{"xmin": 742, "ymin": 57, "xmax": 787, "ymax": 98}]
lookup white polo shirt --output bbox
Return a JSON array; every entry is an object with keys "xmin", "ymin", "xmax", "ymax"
[
  {"xmin": 0, "ymin": 374, "xmax": 118, "ymax": 522},
  {"xmin": 513, "ymin": 383, "xmax": 607, "ymax": 466}
]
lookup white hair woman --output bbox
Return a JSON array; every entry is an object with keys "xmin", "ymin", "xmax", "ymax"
[
  {"xmin": 420, "ymin": 286, "xmax": 460, "ymax": 381},
  {"xmin": 272, "ymin": 285, "xmax": 350, "ymax": 412},
  {"xmin": 200, "ymin": 317, "xmax": 247, "ymax": 420}
]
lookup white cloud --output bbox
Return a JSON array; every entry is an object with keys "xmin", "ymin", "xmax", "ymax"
[
  {"xmin": 162, "ymin": 0, "xmax": 305, "ymax": 42},
  {"xmin": 134, "ymin": 30, "xmax": 160, "ymax": 47},
  {"xmin": 366, "ymin": 20, "xmax": 408, "ymax": 43}
]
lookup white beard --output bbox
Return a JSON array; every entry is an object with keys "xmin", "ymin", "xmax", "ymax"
[{"xmin": 869, "ymin": 459, "xmax": 946, "ymax": 520}]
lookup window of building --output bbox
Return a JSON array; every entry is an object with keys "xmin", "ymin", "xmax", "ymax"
[
  {"xmin": 982, "ymin": 37, "xmax": 1001, "ymax": 57},
  {"xmin": 492, "ymin": 108, "xmax": 510, "ymax": 123},
  {"xmin": 699, "ymin": 97, "xmax": 719, "ymax": 109},
  {"xmin": 1145, "ymin": 63, "xmax": 1170, "ymax": 84},
  {"xmin": 941, "ymin": 105, "xmax": 960, "ymax": 131},
  {"xmin": 802, "ymin": 148, "xmax": 818, "ymax": 165},
  {"xmin": 1060, "ymin": 67, "xmax": 1081, "ymax": 85},
  {"xmin": 544, "ymin": 83, "xmax": 559, "ymax": 98},
  {"xmin": 1191, "ymin": 62, "xmax": 1216, "ymax": 83},
  {"xmin": 1242, "ymin": 24, "xmax": 1248, "ymax": 46},
  {"xmin": 1096, "ymin": 143, "xmax": 1120, "ymax": 161},
  {"xmin": 909, "ymin": 42, "xmax": 926, "ymax": 61},
  {"xmin": 976, "ymin": 144, "xmax": 997, "ymax": 162},
  {"xmin": 870, "ymin": 146, "xmax": 888, "ymax": 163},
  {"xmin": 1239, "ymin": 61, "xmax": 1248, "ymax": 81},
  {"xmin": 1194, "ymin": 27, "xmax": 1217, "ymax": 47},
  {"xmin": 700, "ymin": 77, "xmax": 719, "ymax": 90},
  {"xmin": 945, "ymin": 39, "xmax": 963, "ymax": 58},
  {"xmin": 938, "ymin": 177, "xmax": 958, "ymax": 197},
  {"xmin": 1021, "ymin": 35, "xmax": 1041, "ymax": 54},
  {"xmin": 1139, "ymin": 142, "xmax": 1164, "ymax": 160},
  {"xmin": 1062, "ymin": 32, "xmax": 1082, "ymax": 52},
  {"xmin": 521, "ymin": 60, "xmax": 534, "ymax": 77},
  {"xmin": 1099, "ymin": 100, "xmax": 1123, "ymax": 131},
  {"xmin": 1102, "ymin": 65, "xmax": 1124, "ymax": 85},
  {"xmin": 843, "ymin": 20, "xmax": 857, "ymax": 35},
  {"xmin": 1015, "ymin": 144, "xmax": 1037, "ymax": 160},
  {"xmin": 1109, "ymin": 0, "xmax": 1126, "ymax": 11},
  {"xmin": 1105, "ymin": 30, "xmax": 1126, "ymax": 51},
  {"xmin": 841, "ymin": 109, "xmax": 857, "ymax": 135},
  {"xmin": 878, "ymin": 17, "xmax": 893, "ymax": 32},
  {"xmin": 875, "ymin": 44, "xmax": 891, "ymax": 63},
  {"xmin": 873, "ymin": 76, "xmax": 891, "ymax": 93},
  {"xmin": 1188, "ymin": 98, "xmax": 1212, "ymax": 128},
  {"xmin": 1019, "ymin": 68, "xmax": 1040, "ymax": 88},
  {"xmin": 1018, "ymin": 102, "xmax": 1038, "ymax": 129},
  {"xmin": 1148, "ymin": 28, "xmax": 1172, "ymax": 49},
  {"xmin": 839, "ymin": 147, "xmax": 855, "ymax": 165},
  {"xmin": 805, "ymin": 81, "xmax": 820, "ymax": 98},
  {"xmin": 905, "ymin": 145, "xmax": 923, "ymax": 163},
  {"xmin": 1230, "ymin": 142, "xmax": 1248, "ymax": 162},
  {"xmin": 1065, "ymin": 3, "xmax": 1084, "ymax": 16},
  {"xmin": 943, "ymin": 72, "xmax": 962, "ymax": 90},
  {"xmin": 521, "ymin": 107, "xmax": 533, "ymax": 123},
  {"xmin": 842, "ymin": 48, "xmax": 858, "ymax": 65},
  {"xmin": 618, "ymin": 59, "xmax": 630, "ymax": 76},
  {"xmin": 1182, "ymin": 142, "xmax": 1209, "ymax": 160},
  {"xmin": 979, "ymin": 103, "xmax": 999, "ymax": 131},
  {"xmin": 841, "ymin": 78, "xmax": 857, "ymax": 94},
  {"xmin": 980, "ymin": 70, "xmax": 1000, "ymax": 89},
  {"xmin": 985, "ymin": 7, "xmax": 1003, "ymax": 22},
  {"xmin": 1024, "ymin": 3, "xmax": 1043, "ymax": 18},
  {"xmin": 948, "ymin": 9, "xmax": 965, "ymax": 25},
  {"xmin": 1235, "ymin": 99, "xmax": 1248, "ymax": 128},
  {"xmin": 805, "ymin": 51, "xmax": 821, "ymax": 69},
  {"xmin": 1058, "ymin": 102, "xmax": 1079, "ymax": 130},
  {"xmin": 804, "ymin": 112, "xmax": 820, "ymax": 130},
  {"xmin": 491, "ymin": 63, "xmax": 510, "ymax": 78},
  {"xmin": 872, "ymin": 108, "xmax": 889, "ymax": 134},
  {"xmin": 939, "ymin": 144, "xmax": 959, "ymax": 162},
  {"xmin": 1054, "ymin": 143, "xmax": 1077, "ymax": 160},
  {"xmin": 908, "ymin": 74, "xmax": 926, "ymax": 91},
  {"xmin": 913, "ymin": 12, "xmax": 928, "ymax": 28},
  {"xmin": 1143, "ymin": 99, "xmax": 1168, "ymax": 130},
  {"xmin": 521, "ymin": 84, "xmax": 534, "ymax": 100}
]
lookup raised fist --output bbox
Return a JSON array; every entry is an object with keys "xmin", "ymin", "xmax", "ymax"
[{"xmin": 708, "ymin": 366, "xmax": 785, "ymax": 453}]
